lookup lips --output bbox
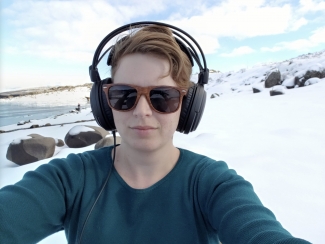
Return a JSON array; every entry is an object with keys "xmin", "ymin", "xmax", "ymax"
[{"xmin": 130, "ymin": 126, "xmax": 157, "ymax": 130}]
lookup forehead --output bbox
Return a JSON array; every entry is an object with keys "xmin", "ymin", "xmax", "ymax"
[{"xmin": 113, "ymin": 53, "xmax": 177, "ymax": 87}]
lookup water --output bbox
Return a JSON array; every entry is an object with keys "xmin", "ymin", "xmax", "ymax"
[{"xmin": 0, "ymin": 103, "xmax": 90, "ymax": 127}]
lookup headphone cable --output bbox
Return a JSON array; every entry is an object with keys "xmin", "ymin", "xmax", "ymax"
[{"xmin": 77, "ymin": 130, "xmax": 117, "ymax": 244}]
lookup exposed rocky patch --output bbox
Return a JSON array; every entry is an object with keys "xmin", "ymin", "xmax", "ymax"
[{"xmin": 0, "ymin": 83, "xmax": 92, "ymax": 99}]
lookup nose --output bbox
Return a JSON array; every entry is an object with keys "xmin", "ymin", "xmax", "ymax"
[{"xmin": 132, "ymin": 95, "xmax": 152, "ymax": 116}]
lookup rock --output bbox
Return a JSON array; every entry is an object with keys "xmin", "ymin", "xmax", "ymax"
[
  {"xmin": 295, "ymin": 69, "xmax": 325, "ymax": 87},
  {"xmin": 6, "ymin": 134, "xmax": 57, "ymax": 165},
  {"xmin": 0, "ymin": 130, "xmax": 5, "ymax": 133},
  {"xmin": 210, "ymin": 93, "xmax": 220, "ymax": 98},
  {"xmin": 17, "ymin": 120, "xmax": 30, "ymax": 126},
  {"xmin": 265, "ymin": 71, "xmax": 281, "ymax": 88},
  {"xmin": 30, "ymin": 124, "xmax": 39, "ymax": 128},
  {"xmin": 252, "ymin": 87, "xmax": 261, "ymax": 93},
  {"xmin": 270, "ymin": 90, "xmax": 284, "ymax": 96},
  {"xmin": 95, "ymin": 136, "xmax": 122, "ymax": 149},
  {"xmin": 55, "ymin": 139, "xmax": 65, "ymax": 147},
  {"xmin": 282, "ymin": 76, "xmax": 295, "ymax": 89},
  {"xmin": 65, "ymin": 125, "xmax": 109, "ymax": 148},
  {"xmin": 45, "ymin": 123, "xmax": 51, "ymax": 126},
  {"xmin": 270, "ymin": 86, "xmax": 285, "ymax": 96}
]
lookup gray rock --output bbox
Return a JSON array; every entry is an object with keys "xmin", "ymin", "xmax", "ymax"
[
  {"xmin": 295, "ymin": 69, "xmax": 325, "ymax": 87},
  {"xmin": 6, "ymin": 134, "xmax": 56, "ymax": 165},
  {"xmin": 95, "ymin": 136, "xmax": 122, "ymax": 149},
  {"xmin": 252, "ymin": 87, "xmax": 261, "ymax": 93},
  {"xmin": 56, "ymin": 139, "xmax": 65, "ymax": 147},
  {"xmin": 270, "ymin": 90, "xmax": 284, "ymax": 96},
  {"xmin": 265, "ymin": 71, "xmax": 281, "ymax": 88},
  {"xmin": 65, "ymin": 125, "xmax": 109, "ymax": 148},
  {"xmin": 17, "ymin": 120, "xmax": 30, "ymax": 126}
]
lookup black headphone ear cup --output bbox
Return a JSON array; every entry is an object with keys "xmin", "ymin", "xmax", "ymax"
[
  {"xmin": 90, "ymin": 78, "xmax": 116, "ymax": 131},
  {"xmin": 177, "ymin": 84, "xmax": 206, "ymax": 134},
  {"xmin": 177, "ymin": 85, "xmax": 194, "ymax": 133}
]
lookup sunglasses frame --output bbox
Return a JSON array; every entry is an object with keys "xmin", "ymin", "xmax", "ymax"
[{"xmin": 103, "ymin": 83, "xmax": 188, "ymax": 114}]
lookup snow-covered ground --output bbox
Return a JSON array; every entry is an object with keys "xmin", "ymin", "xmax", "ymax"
[{"xmin": 1, "ymin": 50, "xmax": 325, "ymax": 243}]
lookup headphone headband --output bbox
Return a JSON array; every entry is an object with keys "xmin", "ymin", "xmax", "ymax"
[{"xmin": 89, "ymin": 21, "xmax": 209, "ymax": 85}]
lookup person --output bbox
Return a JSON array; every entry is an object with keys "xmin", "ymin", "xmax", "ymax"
[{"xmin": 0, "ymin": 23, "xmax": 311, "ymax": 244}]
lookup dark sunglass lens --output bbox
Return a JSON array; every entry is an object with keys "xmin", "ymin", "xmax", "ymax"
[
  {"xmin": 108, "ymin": 85, "xmax": 137, "ymax": 110},
  {"xmin": 150, "ymin": 87, "xmax": 180, "ymax": 113}
]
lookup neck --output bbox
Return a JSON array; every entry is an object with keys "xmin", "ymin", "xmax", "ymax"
[{"xmin": 113, "ymin": 143, "xmax": 180, "ymax": 189}]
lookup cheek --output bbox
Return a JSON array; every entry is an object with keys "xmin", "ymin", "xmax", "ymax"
[
  {"xmin": 160, "ymin": 111, "xmax": 180, "ymax": 131},
  {"xmin": 112, "ymin": 111, "xmax": 128, "ymax": 130}
]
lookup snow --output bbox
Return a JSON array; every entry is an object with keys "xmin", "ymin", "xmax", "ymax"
[
  {"xmin": 281, "ymin": 76, "xmax": 295, "ymax": 87},
  {"xmin": 68, "ymin": 125, "xmax": 94, "ymax": 136},
  {"xmin": 11, "ymin": 136, "xmax": 32, "ymax": 145},
  {"xmin": 1, "ymin": 50, "xmax": 325, "ymax": 243},
  {"xmin": 305, "ymin": 77, "xmax": 320, "ymax": 86},
  {"xmin": 271, "ymin": 85, "xmax": 286, "ymax": 93}
]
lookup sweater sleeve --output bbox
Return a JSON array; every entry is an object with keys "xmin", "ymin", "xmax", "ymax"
[
  {"xmin": 197, "ymin": 159, "xmax": 311, "ymax": 244},
  {"xmin": 0, "ymin": 153, "xmax": 85, "ymax": 244}
]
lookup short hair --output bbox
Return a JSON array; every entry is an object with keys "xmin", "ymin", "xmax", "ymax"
[{"xmin": 110, "ymin": 25, "xmax": 192, "ymax": 88}]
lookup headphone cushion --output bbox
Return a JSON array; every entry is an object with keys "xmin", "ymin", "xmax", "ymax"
[
  {"xmin": 177, "ymin": 85, "xmax": 195, "ymax": 132},
  {"xmin": 101, "ymin": 87, "xmax": 115, "ymax": 130},
  {"xmin": 90, "ymin": 79, "xmax": 116, "ymax": 131}
]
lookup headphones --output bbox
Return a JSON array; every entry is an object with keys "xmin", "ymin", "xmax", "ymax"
[{"xmin": 89, "ymin": 21, "xmax": 209, "ymax": 134}]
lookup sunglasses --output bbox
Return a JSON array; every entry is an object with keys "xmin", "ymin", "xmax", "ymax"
[{"xmin": 103, "ymin": 84, "xmax": 187, "ymax": 114}]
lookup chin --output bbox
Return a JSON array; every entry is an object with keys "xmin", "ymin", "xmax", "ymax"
[{"xmin": 124, "ymin": 138, "xmax": 172, "ymax": 152}]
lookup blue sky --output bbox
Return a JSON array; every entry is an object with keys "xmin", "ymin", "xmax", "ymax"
[{"xmin": 1, "ymin": 0, "xmax": 325, "ymax": 92}]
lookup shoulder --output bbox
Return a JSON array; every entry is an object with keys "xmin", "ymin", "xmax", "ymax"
[
  {"xmin": 32, "ymin": 146, "xmax": 113, "ymax": 183},
  {"xmin": 178, "ymin": 147, "xmax": 229, "ymax": 174},
  {"xmin": 49, "ymin": 146, "xmax": 112, "ymax": 169},
  {"xmin": 178, "ymin": 147, "xmax": 245, "ymax": 190}
]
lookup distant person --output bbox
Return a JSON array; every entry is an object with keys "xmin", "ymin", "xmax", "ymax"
[
  {"xmin": 76, "ymin": 103, "xmax": 81, "ymax": 111},
  {"xmin": 0, "ymin": 22, "xmax": 311, "ymax": 244}
]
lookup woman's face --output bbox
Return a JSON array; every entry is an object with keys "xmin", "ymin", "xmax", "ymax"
[{"xmin": 112, "ymin": 53, "xmax": 182, "ymax": 152}]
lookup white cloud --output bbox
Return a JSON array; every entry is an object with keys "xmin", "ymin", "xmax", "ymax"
[
  {"xmin": 164, "ymin": 0, "xmax": 304, "ymax": 54},
  {"xmin": 261, "ymin": 26, "xmax": 325, "ymax": 52},
  {"xmin": 220, "ymin": 46, "xmax": 256, "ymax": 57},
  {"xmin": 1, "ymin": 0, "xmax": 321, "ymax": 63},
  {"xmin": 2, "ymin": 0, "xmax": 168, "ymax": 63},
  {"xmin": 167, "ymin": 1, "xmax": 293, "ymax": 37},
  {"xmin": 290, "ymin": 17, "xmax": 308, "ymax": 31},
  {"xmin": 298, "ymin": 0, "xmax": 325, "ymax": 13}
]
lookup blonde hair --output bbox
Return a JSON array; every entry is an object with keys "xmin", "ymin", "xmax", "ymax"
[{"xmin": 110, "ymin": 25, "xmax": 192, "ymax": 88}]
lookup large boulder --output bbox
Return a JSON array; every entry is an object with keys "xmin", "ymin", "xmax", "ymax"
[
  {"xmin": 95, "ymin": 136, "xmax": 122, "ymax": 149},
  {"xmin": 65, "ymin": 125, "xmax": 109, "ymax": 148},
  {"xmin": 295, "ymin": 69, "xmax": 325, "ymax": 87},
  {"xmin": 265, "ymin": 71, "xmax": 281, "ymax": 88},
  {"xmin": 6, "ymin": 134, "xmax": 62, "ymax": 165}
]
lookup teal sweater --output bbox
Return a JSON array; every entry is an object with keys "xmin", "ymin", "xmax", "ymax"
[{"xmin": 0, "ymin": 146, "xmax": 310, "ymax": 244}]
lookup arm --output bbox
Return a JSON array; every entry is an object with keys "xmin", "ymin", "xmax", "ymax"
[
  {"xmin": 198, "ymin": 160, "xmax": 311, "ymax": 244},
  {"xmin": 0, "ymin": 154, "xmax": 84, "ymax": 243}
]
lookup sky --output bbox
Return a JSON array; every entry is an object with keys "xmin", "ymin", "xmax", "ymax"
[{"xmin": 1, "ymin": 0, "xmax": 325, "ymax": 92}]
